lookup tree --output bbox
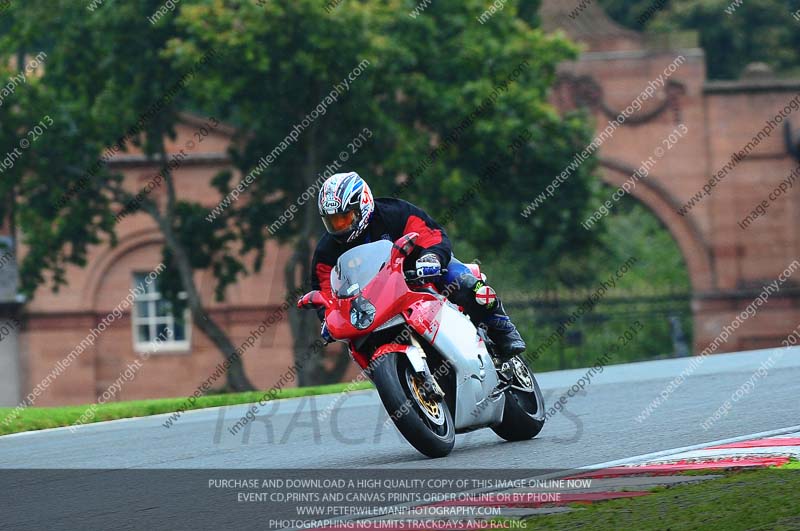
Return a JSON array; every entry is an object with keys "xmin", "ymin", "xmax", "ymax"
[
  {"xmin": 600, "ymin": 0, "xmax": 800, "ymax": 79},
  {"xmin": 171, "ymin": 0, "xmax": 600, "ymax": 384},
  {"xmin": 599, "ymin": 0, "xmax": 672, "ymax": 30},
  {"xmin": 1, "ymin": 0, "xmax": 256, "ymax": 391}
]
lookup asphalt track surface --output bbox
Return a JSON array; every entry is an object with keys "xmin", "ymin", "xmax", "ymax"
[
  {"xmin": 1, "ymin": 347, "xmax": 798, "ymax": 530},
  {"xmin": 1, "ymin": 347, "xmax": 798, "ymax": 470}
]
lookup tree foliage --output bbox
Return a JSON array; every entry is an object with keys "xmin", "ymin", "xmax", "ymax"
[
  {"xmin": 1, "ymin": 0, "xmax": 601, "ymax": 387},
  {"xmin": 173, "ymin": 0, "xmax": 600, "ymax": 275},
  {"xmin": 488, "ymin": 196, "xmax": 692, "ymax": 371},
  {"xmin": 168, "ymin": 0, "xmax": 600, "ymax": 382},
  {"xmin": 600, "ymin": 0, "xmax": 800, "ymax": 79},
  {"xmin": 1, "ymin": 0, "xmax": 255, "ymax": 390}
]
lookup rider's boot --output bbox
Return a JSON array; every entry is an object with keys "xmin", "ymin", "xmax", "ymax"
[{"xmin": 483, "ymin": 299, "xmax": 526, "ymax": 362}]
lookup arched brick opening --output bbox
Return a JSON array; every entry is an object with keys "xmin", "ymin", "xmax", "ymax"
[
  {"xmin": 84, "ymin": 229, "xmax": 165, "ymax": 311},
  {"xmin": 599, "ymin": 158, "xmax": 716, "ymax": 293},
  {"xmin": 82, "ymin": 231, "xmax": 167, "ymax": 399}
]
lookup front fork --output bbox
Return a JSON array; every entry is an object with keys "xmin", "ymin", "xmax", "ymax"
[
  {"xmin": 356, "ymin": 335, "xmax": 445, "ymax": 401},
  {"xmin": 406, "ymin": 336, "xmax": 445, "ymax": 401}
]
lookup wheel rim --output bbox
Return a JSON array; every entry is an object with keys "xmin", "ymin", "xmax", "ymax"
[
  {"xmin": 410, "ymin": 374, "xmax": 442, "ymax": 419},
  {"xmin": 404, "ymin": 367, "xmax": 446, "ymax": 427},
  {"xmin": 509, "ymin": 361, "xmax": 545, "ymax": 421},
  {"xmin": 510, "ymin": 356, "xmax": 534, "ymax": 391},
  {"xmin": 398, "ymin": 361, "xmax": 450, "ymax": 437}
]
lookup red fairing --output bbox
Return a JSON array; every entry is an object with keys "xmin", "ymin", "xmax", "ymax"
[
  {"xmin": 324, "ymin": 269, "xmax": 410, "ymax": 339},
  {"xmin": 321, "ymin": 233, "xmax": 444, "ymax": 366},
  {"xmin": 405, "ymin": 299, "xmax": 444, "ymax": 342},
  {"xmin": 350, "ymin": 343, "xmax": 370, "ymax": 370},
  {"xmin": 372, "ymin": 343, "xmax": 414, "ymax": 362}
]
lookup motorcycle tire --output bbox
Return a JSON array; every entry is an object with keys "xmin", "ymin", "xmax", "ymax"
[
  {"xmin": 492, "ymin": 366, "xmax": 546, "ymax": 442},
  {"xmin": 369, "ymin": 352, "xmax": 455, "ymax": 458}
]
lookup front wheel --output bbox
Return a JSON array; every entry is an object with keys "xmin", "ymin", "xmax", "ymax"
[
  {"xmin": 369, "ymin": 352, "xmax": 455, "ymax": 458},
  {"xmin": 492, "ymin": 357, "xmax": 546, "ymax": 441}
]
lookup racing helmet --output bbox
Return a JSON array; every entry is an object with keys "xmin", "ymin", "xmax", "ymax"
[{"xmin": 317, "ymin": 171, "xmax": 374, "ymax": 243}]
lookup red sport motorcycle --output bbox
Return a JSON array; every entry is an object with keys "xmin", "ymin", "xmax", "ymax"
[{"xmin": 298, "ymin": 233, "xmax": 545, "ymax": 458}]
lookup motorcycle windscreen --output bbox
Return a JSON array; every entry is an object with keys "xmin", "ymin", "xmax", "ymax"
[{"xmin": 330, "ymin": 239, "xmax": 393, "ymax": 298}]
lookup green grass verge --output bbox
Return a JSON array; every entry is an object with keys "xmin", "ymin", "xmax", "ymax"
[
  {"xmin": 493, "ymin": 462, "xmax": 800, "ymax": 531},
  {"xmin": 0, "ymin": 381, "xmax": 374, "ymax": 436}
]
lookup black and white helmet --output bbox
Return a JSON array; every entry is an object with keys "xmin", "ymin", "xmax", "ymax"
[{"xmin": 317, "ymin": 172, "xmax": 375, "ymax": 243}]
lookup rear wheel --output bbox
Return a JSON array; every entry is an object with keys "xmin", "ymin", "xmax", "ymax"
[
  {"xmin": 369, "ymin": 352, "xmax": 455, "ymax": 458},
  {"xmin": 492, "ymin": 357, "xmax": 546, "ymax": 441}
]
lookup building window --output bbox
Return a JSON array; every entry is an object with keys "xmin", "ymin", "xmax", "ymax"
[{"xmin": 131, "ymin": 272, "xmax": 190, "ymax": 353}]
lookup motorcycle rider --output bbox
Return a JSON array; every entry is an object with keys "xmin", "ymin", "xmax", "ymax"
[{"xmin": 310, "ymin": 171, "xmax": 526, "ymax": 360}]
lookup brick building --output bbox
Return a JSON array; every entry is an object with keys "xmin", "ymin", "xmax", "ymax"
[
  {"xmin": 545, "ymin": 1, "xmax": 800, "ymax": 354},
  {"xmin": 2, "ymin": 115, "xmax": 313, "ymax": 407},
  {"xmin": 1, "ymin": 1, "xmax": 799, "ymax": 407}
]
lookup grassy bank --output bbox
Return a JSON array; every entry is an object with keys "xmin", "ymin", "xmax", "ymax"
[
  {"xmin": 497, "ymin": 462, "xmax": 800, "ymax": 531},
  {"xmin": 0, "ymin": 381, "xmax": 373, "ymax": 436}
]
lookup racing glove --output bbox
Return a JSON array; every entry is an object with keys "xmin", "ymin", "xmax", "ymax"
[{"xmin": 415, "ymin": 253, "xmax": 441, "ymax": 279}]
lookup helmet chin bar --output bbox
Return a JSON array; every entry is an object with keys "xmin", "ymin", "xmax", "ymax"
[{"xmin": 344, "ymin": 208, "xmax": 366, "ymax": 243}]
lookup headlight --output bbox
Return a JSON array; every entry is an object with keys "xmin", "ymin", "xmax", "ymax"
[{"xmin": 350, "ymin": 295, "xmax": 376, "ymax": 330}]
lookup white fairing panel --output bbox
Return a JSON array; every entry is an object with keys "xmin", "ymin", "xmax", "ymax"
[{"xmin": 429, "ymin": 304, "xmax": 504, "ymax": 429}]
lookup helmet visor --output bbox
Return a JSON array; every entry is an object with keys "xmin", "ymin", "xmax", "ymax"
[{"xmin": 322, "ymin": 209, "xmax": 357, "ymax": 236}]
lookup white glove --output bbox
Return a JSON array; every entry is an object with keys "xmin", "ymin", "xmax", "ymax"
[{"xmin": 415, "ymin": 253, "xmax": 441, "ymax": 279}]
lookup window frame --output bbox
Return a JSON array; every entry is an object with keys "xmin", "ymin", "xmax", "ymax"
[{"xmin": 131, "ymin": 272, "xmax": 191, "ymax": 354}]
